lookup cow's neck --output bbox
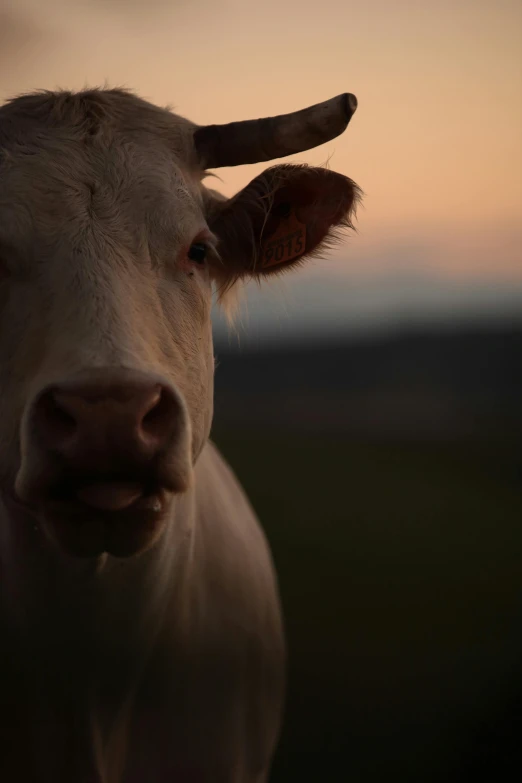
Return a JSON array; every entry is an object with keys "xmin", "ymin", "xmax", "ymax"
[
  {"xmin": 0, "ymin": 491, "xmax": 196, "ymax": 671},
  {"xmin": 0, "ymin": 491, "xmax": 197, "ymax": 779}
]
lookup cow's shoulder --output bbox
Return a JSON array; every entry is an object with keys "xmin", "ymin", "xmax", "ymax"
[
  {"xmin": 195, "ymin": 439, "xmax": 260, "ymax": 532},
  {"xmin": 137, "ymin": 441, "xmax": 286, "ymax": 778},
  {"xmin": 188, "ymin": 440, "xmax": 284, "ymax": 656},
  {"xmin": 193, "ymin": 439, "xmax": 279, "ymax": 606}
]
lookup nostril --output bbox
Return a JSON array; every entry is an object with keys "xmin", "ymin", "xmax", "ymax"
[
  {"xmin": 140, "ymin": 386, "xmax": 176, "ymax": 441},
  {"xmin": 37, "ymin": 390, "xmax": 78, "ymax": 442}
]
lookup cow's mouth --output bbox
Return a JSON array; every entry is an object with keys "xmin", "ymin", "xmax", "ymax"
[
  {"xmin": 49, "ymin": 476, "xmax": 164, "ymax": 513},
  {"xmin": 37, "ymin": 474, "xmax": 173, "ymax": 558}
]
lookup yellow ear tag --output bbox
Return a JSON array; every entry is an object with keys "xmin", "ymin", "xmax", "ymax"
[{"xmin": 261, "ymin": 211, "xmax": 307, "ymax": 269}]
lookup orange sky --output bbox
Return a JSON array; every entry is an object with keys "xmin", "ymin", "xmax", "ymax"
[{"xmin": 1, "ymin": 0, "xmax": 521, "ymax": 281}]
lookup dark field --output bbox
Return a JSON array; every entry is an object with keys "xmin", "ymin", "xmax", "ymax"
[
  {"xmin": 212, "ymin": 326, "xmax": 522, "ymax": 782},
  {"xmin": 214, "ymin": 433, "xmax": 522, "ymax": 782}
]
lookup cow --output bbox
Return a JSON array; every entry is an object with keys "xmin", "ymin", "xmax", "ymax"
[{"xmin": 0, "ymin": 87, "xmax": 361, "ymax": 782}]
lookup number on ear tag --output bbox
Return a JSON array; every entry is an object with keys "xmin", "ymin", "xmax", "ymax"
[{"xmin": 261, "ymin": 212, "xmax": 307, "ymax": 269}]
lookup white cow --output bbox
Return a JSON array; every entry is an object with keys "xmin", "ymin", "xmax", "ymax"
[{"xmin": 0, "ymin": 87, "xmax": 360, "ymax": 782}]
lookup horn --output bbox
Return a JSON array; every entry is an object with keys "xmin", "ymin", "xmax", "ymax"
[{"xmin": 193, "ymin": 93, "xmax": 357, "ymax": 169}]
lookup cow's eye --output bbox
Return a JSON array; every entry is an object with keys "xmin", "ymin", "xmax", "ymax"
[{"xmin": 187, "ymin": 242, "xmax": 208, "ymax": 264}]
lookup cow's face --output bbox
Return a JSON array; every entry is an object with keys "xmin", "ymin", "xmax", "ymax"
[{"xmin": 0, "ymin": 89, "xmax": 360, "ymax": 558}]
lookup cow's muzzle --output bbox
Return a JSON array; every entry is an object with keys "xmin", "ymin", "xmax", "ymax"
[{"xmin": 15, "ymin": 368, "xmax": 193, "ymax": 557}]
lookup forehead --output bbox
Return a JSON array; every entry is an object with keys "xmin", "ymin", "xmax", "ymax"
[{"xmin": 0, "ymin": 89, "xmax": 204, "ymax": 248}]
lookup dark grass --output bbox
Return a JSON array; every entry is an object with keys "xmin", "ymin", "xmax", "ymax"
[{"xmin": 212, "ymin": 430, "xmax": 522, "ymax": 782}]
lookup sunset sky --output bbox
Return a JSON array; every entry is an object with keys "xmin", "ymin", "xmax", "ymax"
[{"xmin": 1, "ymin": 0, "xmax": 521, "ymax": 337}]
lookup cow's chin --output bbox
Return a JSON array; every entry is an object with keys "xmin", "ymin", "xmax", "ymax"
[{"xmin": 38, "ymin": 490, "xmax": 172, "ymax": 558}]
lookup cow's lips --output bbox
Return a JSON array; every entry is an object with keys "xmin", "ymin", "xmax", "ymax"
[
  {"xmin": 35, "ymin": 477, "xmax": 172, "ymax": 557},
  {"xmin": 76, "ymin": 481, "xmax": 149, "ymax": 511},
  {"xmin": 46, "ymin": 476, "xmax": 167, "ymax": 515}
]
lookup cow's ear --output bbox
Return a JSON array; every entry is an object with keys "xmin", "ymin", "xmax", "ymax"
[{"xmin": 205, "ymin": 164, "xmax": 361, "ymax": 290}]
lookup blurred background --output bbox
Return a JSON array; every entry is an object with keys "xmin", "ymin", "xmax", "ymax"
[{"xmin": 2, "ymin": 0, "xmax": 521, "ymax": 779}]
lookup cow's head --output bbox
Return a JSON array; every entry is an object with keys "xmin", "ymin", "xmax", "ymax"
[{"xmin": 0, "ymin": 88, "xmax": 360, "ymax": 558}]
